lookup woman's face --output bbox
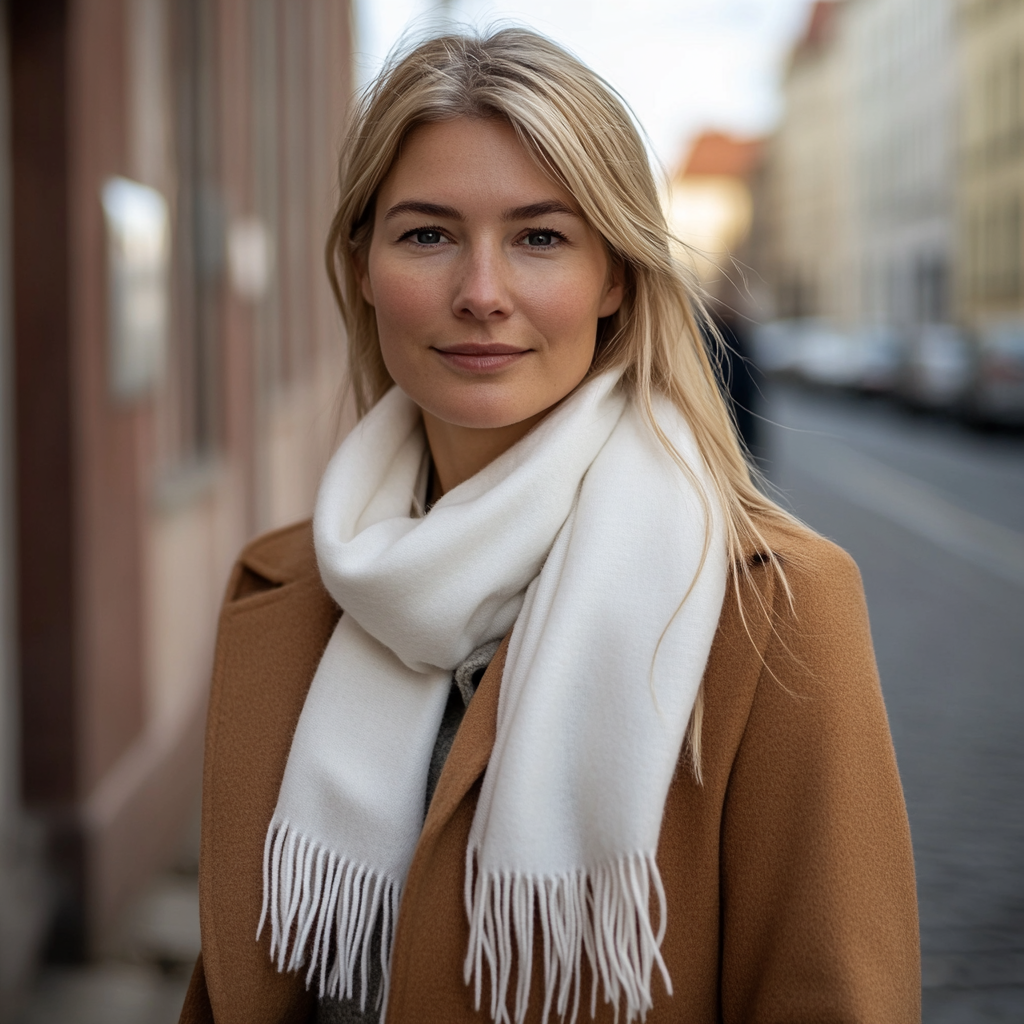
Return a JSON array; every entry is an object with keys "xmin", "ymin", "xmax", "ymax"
[{"xmin": 361, "ymin": 117, "xmax": 624, "ymax": 431}]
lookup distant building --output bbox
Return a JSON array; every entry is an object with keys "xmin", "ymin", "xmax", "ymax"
[
  {"xmin": 957, "ymin": 0, "xmax": 1024, "ymax": 326},
  {"xmin": 666, "ymin": 131, "xmax": 764, "ymax": 293},
  {"xmin": 848, "ymin": 0, "xmax": 957, "ymax": 329},
  {"xmin": 666, "ymin": 131, "xmax": 766, "ymax": 452},
  {"xmin": 758, "ymin": 1, "xmax": 861, "ymax": 326},
  {"xmin": 0, "ymin": 0, "xmax": 353, "ymax": 997}
]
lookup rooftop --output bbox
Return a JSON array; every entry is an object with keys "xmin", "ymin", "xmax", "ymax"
[{"xmin": 678, "ymin": 131, "xmax": 764, "ymax": 179}]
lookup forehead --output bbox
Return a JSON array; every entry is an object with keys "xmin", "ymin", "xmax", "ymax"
[{"xmin": 377, "ymin": 117, "xmax": 578, "ymax": 213}]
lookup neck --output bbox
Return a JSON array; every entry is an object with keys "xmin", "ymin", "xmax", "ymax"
[{"xmin": 422, "ymin": 410, "xmax": 547, "ymax": 498}]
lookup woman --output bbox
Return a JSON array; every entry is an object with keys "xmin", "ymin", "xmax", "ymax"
[{"xmin": 180, "ymin": 29, "xmax": 920, "ymax": 1024}]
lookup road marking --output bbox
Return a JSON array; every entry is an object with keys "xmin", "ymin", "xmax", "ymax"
[{"xmin": 792, "ymin": 435, "xmax": 1024, "ymax": 590}]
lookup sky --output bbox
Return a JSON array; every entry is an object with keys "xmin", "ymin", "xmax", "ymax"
[{"xmin": 352, "ymin": 0, "xmax": 817, "ymax": 176}]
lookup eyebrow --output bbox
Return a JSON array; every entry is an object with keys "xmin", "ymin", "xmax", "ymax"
[
  {"xmin": 383, "ymin": 201, "xmax": 461, "ymax": 222},
  {"xmin": 383, "ymin": 199, "xmax": 580, "ymax": 222},
  {"xmin": 504, "ymin": 200, "xmax": 578, "ymax": 221}
]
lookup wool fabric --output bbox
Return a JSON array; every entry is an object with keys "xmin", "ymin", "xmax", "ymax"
[{"xmin": 258, "ymin": 371, "xmax": 728, "ymax": 1023}]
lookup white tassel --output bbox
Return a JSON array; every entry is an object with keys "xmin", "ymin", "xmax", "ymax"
[
  {"xmin": 257, "ymin": 818, "xmax": 398, "ymax": 1022},
  {"xmin": 464, "ymin": 846, "xmax": 670, "ymax": 1024}
]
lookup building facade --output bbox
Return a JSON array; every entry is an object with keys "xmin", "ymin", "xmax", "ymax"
[
  {"xmin": 760, "ymin": 1, "xmax": 861, "ymax": 326},
  {"xmin": 755, "ymin": 0, "xmax": 1023, "ymax": 338},
  {"xmin": 848, "ymin": 0, "xmax": 958, "ymax": 330},
  {"xmin": 958, "ymin": 0, "xmax": 1024, "ymax": 326},
  {"xmin": 754, "ymin": 0, "xmax": 962, "ymax": 335},
  {"xmin": 1, "ymin": 0, "xmax": 353, "ymax": 998},
  {"xmin": 0, "ymin": 4, "xmax": 46, "ymax": 1000}
]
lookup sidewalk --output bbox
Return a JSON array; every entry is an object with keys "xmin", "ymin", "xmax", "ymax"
[{"xmin": 8, "ymin": 816, "xmax": 199, "ymax": 1024}]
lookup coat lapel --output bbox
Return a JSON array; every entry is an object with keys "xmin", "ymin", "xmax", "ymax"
[
  {"xmin": 421, "ymin": 634, "xmax": 509, "ymax": 840},
  {"xmin": 200, "ymin": 525, "xmax": 339, "ymax": 1024}
]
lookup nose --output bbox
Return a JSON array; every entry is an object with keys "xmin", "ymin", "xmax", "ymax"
[{"xmin": 451, "ymin": 242, "xmax": 513, "ymax": 321}]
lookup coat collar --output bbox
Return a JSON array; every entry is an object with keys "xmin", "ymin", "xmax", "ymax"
[{"xmin": 236, "ymin": 519, "xmax": 321, "ymax": 587}]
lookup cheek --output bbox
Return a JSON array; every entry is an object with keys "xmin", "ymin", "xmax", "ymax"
[
  {"xmin": 519, "ymin": 270, "xmax": 603, "ymax": 357},
  {"xmin": 367, "ymin": 263, "xmax": 440, "ymax": 345}
]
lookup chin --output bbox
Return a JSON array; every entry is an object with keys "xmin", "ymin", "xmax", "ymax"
[
  {"xmin": 420, "ymin": 379, "xmax": 547, "ymax": 431},
  {"xmin": 430, "ymin": 399, "xmax": 538, "ymax": 431}
]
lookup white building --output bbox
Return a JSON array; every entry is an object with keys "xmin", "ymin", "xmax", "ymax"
[{"xmin": 848, "ymin": 0, "xmax": 958, "ymax": 329}]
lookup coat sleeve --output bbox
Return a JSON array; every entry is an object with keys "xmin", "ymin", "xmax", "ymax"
[
  {"xmin": 719, "ymin": 542, "xmax": 921, "ymax": 1023},
  {"xmin": 179, "ymin": 954, "xmax": 215, "ymax": 1024}
]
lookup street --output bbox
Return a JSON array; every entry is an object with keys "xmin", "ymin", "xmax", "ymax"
[{"xmin": 759, "ymin": 382, "xmax": 1024, "ymax": 1023}]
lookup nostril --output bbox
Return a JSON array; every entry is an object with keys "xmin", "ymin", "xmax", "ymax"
[{"xmin": 454, "ymin": 298, "xmax": 512, "ymax": 321}]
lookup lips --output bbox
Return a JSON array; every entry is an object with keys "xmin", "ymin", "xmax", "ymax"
[{"xmin": 432, "ymin": 343, "xmax": 530, "ymax": 374}]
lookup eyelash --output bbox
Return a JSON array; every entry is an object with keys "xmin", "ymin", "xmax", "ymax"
[
  {"xmin": 519, "ymin": 227, "xmax": 568, "ymax": 248},
  {"xmin": 397, "ymin": 226, "xmax": 568, "ymax": 248},
  {"xmin": 399, "ymin": 225, "xmax": 448, "ymax": 247}
]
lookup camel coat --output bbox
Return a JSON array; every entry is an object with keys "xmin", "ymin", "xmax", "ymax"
[{"xmin": 179, "ymin": 518, "xmax": 920, "ymax": 1024}]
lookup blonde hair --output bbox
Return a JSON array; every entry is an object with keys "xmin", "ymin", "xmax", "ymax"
[{"xmin": 325, "ymin": 28, "xmax": 799, "ymax": 774}]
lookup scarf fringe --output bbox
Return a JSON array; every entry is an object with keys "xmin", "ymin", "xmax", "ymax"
[
  {"xmin": 257, "ymin": 818, "xmax": 400, "ymax": 1020},
  {"xmin": 463, "ymin": 847, "xmax": 671, "ymax": 1024}
]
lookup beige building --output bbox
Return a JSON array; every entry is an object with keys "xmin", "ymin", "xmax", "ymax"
[
  {"xmin": 957, "ymin": 0, "xmax": 1024, "ymax": 326},
  {"xmin": 666, "ymin": 132, "xmax": 763, "ymax": 296},
  {"xmin": 758, "ymin": 1, "xmax": 860, "ymax": 325},
  {"xmin": 848, "ymin": 0, "xmax": 958, "ymax": 329}
]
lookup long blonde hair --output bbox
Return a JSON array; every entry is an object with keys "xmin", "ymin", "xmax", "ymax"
[{"xmin": 325, "ymin": 28, "xmax": 799, "ymax": 773}]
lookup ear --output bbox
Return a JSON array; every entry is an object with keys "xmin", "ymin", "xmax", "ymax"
[
  {"xmin": 356, "ymin": 253, "xmax": 375, "ymax": 306},
  {"xmin": 598, "ymin": 256, "xmax": 625, "ymax": 318}
]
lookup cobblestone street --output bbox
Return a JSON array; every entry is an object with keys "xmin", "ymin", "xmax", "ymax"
[{"xmin": 761, "ymin": 383, "xmax": 1024, "ymax": 1023}]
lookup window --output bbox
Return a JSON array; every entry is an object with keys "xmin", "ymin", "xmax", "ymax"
[
  {"xmin": 168, "ymin": 0, "xmax": 222, "ymax": 465},
  {"xmin": 1006, "ymin": 197, "xmax": 1022, "ymax": 300},
  {"xmin": 249, "ymin": 0, "xmax": 318, "ymax": 395}
]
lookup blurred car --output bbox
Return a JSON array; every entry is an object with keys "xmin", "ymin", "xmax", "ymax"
[
  {"xmin": 900, "ymin": 324, "xmax": 973, "ymax": 410},
  {"xmin": 752, "ymin": 319, "xmax": 803, "ymax": 375},
  {"xmin": 852, "ymin": 325, "xmax": 905, "ymax": 394},
  {"xmin": 753, "ymin": 319, "xmax": 896, "ymax": 392},
  {"xmin": 795, "ymin": 321, "xmax": 862, "ymax": 388},
  {"xmin": 965, "ymin": 321, "xmax": 1024, "ymax": 426}
]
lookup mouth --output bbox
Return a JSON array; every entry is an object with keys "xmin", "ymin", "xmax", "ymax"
[{"xmin": 431, "ymin": 343, "xmax": 531, "ymax": 374}]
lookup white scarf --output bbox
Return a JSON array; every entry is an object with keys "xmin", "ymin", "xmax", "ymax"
[{"xmin": 258, "ymin": 371, "xmax": 728, "ymax": 1023}]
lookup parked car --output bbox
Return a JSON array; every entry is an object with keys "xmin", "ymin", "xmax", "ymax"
[
  {"xmin": 753, "ymin": 319, "xmax": 900, "ymax": 392},
  {"xmin": 752, "ymin": 319, "xmax": 803, "ymax": 375},
  {"xmin": 900, "ymin": 324, "xmax": 973, "ymax": 410},
  {"xmin": 965, "ymin": 321, "xmax": 1024, "ymax": 427},
  {"xmin": 795, "ymin": 321, "xmax": 862, "ymax": 388},
  {"xmin": 852, "ymin": 325, "xmax": 905, "ymax": 394}
]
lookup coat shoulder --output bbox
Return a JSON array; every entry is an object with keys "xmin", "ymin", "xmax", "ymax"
[
  {"xmin": 748, "ymin": 515, "xmax": 863, "ymax": 606},
  {"xmin": 715, "ymin": 515, "xmax": 874, "ymax": 729},
  {"xmin": 741, "ymin": 516, "xmax": 875, "ymax": 705}
]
